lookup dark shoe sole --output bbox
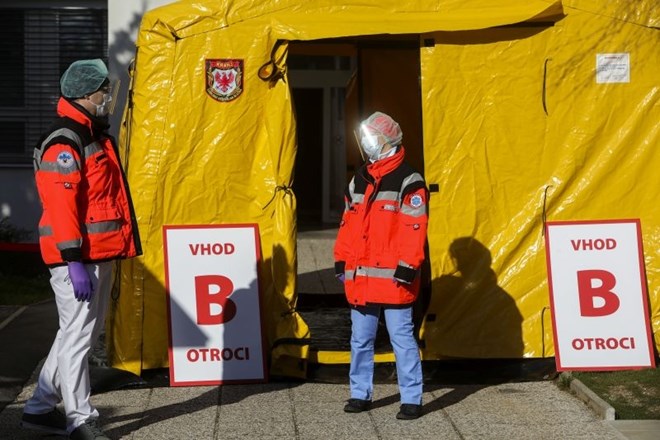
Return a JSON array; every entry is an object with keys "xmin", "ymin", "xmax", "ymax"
[
  {"xmin": 396, "ymin": 412, "xmax": 421, "ymax": 420},
  {"xmin": 344, "ymin": 404, "xmax": 370, "ymax": 413}
]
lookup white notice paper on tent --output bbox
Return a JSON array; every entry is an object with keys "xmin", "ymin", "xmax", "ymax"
[{"xmin": 596, "ymin": 53, "xmax": 630, "ymax": 84}]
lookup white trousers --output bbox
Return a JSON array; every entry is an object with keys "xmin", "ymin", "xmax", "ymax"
[{"xmin": 24, "ymin": 261, "xmax": 112, "ymax": 433}]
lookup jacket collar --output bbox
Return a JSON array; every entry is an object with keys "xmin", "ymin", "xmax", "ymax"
[
  {"xmin": 365, "ymin": 146, "xmax": 405, "ymax": 180},
  {"xmin": 56, "ymin": 97, "xmax": 110, "ymax": 136}
]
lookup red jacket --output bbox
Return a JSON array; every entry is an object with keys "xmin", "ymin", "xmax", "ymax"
[
  {"xmin": 334, "ymin": 147, "xmax": 428, "ymax": 306},
  {"xmin": 33, "ymin": 98, "xmax": 141, "ymax": 265}
]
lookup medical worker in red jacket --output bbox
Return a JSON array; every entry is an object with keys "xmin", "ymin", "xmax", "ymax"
[
  {"xmin": 21, "ymin": 59, "xmax": 141, "ymax": 440},
  {"xmin": 334, "ymin": 112, "xmax": 428, "ymax": 420}
]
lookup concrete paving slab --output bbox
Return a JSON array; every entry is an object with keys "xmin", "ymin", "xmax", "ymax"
[
  {"xmin": 441, "ymin": 382, "xmax": 628, "ymax": 440},
  {"xmin": 132, "ymin": 404, "xmax": 218, "ymax": 440},
  {"xmin": 296, "ymin": 230, "xmax": 342, "ymax": 295},
  {"xmin": 95, "ymin": 388, "xmax": 152, "ymax": 409},
  {"xmin": 218, "ymin": 404, "xmax": 296, "ymax": 437},
  {"xmin": 0, "ymin": 300, "xmax": 58, "ymax": 412},
  {"xmin": 295, "ymin": 401, "xmax": 379, "ymax": 439},
  {"xmin": 221, "ymin": 382, "xmax": 292, "ymax": 405},
  {"xmin": 100, "ymin": 403, "xmax": 148, "ymax": 439},
  {"xmin": 369, "ymin": 399, "xmax": 461, "ymax": 440},
  {"xmin": 289, "ymin": 382, "xmax": 351, "ymax": 402},
  {"xmin": 607, "ymin": 420, "xmax": 660, "ymax": 440},
  {"xmin": 218, "ymin": 383, "xmax": 296, "ymax": 438}
]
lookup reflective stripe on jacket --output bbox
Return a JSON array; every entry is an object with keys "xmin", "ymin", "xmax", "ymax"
[
  {"xmin": 34, "ymin": 98, "xmax": 142, "ymax": 265},
  {"xmin": 334, "ymin": 146, "xmax": 428, "ymax": 306}
]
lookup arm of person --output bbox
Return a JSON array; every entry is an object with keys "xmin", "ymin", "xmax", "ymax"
[
  {"xmin": 38, "ymin": 142, "xmax": 94, "ymax": 301},
  {"xmin": 394, "ymin": 185, "xmax": 429, "ymax": 284},
  {"xmin": 334, "ymin": 194, "xmax": 355, "ymax": 280},
  {"xmin": 38, "ymin": 143, "xmax": 85, "ymax": 261}
]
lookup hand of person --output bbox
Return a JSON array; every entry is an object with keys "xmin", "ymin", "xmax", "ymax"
[
  {"xmin": 337, "ymin": 273, "xmax": 346, "ymax": 284},
  {"xmin": 67, "ymin": 261, "xmax": 93, "ymax": 302}
]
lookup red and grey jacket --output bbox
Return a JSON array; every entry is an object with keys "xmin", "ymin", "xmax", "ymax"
[
  {"xmin": 334, "ymin": 147, "xmax": 428, "ymax": 306},
  {"xmin": 33, "ymin": 97, "xmax": 142, "ymax": 266}
]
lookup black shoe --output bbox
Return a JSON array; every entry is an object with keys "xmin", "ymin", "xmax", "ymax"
[
  {"xmin": 69, "ymin": 419, "xmax": 110, "ymax": 440},
  {"xmin": 396, "ymin": 403, "xmax": 422, "ymax": 420},
  {"xmin": 343, "ymin": 398, "xmax": 371, "ymax": 413},
  {"xmin": 20, "ymin": 408, "xmax": 68, "ymax": 435}
]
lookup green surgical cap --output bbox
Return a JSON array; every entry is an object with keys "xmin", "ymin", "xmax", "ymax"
[{"xmin": 60, "ymin": 59, "xmax": 108, "ymax": 98}]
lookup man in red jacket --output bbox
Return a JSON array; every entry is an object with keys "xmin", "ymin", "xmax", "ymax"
[
  {"xmin": 334, "ymin": 112, "xmax": 428, "ymax": 420},
  {"xmin": 21, "ymin": 59, "xmax": 141, "ymax": 440}
]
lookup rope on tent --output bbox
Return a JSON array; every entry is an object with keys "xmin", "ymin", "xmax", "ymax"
[
  {"xmin": 542, "ymin": 58, "xmax": 551, "ymax": 115},
  {"xmin": 258, "ymin": 40, "xmax": 289, "ymax": 84}
]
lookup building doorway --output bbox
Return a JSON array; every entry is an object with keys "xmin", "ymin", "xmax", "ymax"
[
  {"xmin": 289, "ymin": 36, "xmax": 424, "ymax": 230},
  {"xmin": 289, "ymin": 36, "xmax": 425, "ymax": 362}
]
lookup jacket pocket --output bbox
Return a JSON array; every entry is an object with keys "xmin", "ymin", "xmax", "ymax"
[{"xmin": 85, "ymin": 204, "xmax": 123, "ymax": 235}]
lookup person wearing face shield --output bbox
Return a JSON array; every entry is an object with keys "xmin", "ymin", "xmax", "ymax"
[
  {"xmin": 334, "ymin": 111, "xmax": 428, "ymax": 420},
  {"xmin": 22, "ymin": 59, "xmax": 141, "ymax": 440}
]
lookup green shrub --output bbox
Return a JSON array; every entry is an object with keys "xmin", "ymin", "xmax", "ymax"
[{"xmin": 0, "ymin": 217, "xmax": 32, "ymax": 242}]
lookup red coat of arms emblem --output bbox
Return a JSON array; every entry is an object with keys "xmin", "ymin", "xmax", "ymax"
[{"xmin": 206, "ymin": 59, "xmax": 244, "ymax": 102}]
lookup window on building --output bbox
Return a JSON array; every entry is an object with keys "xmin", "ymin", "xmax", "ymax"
[{"xmin": 0, "ymin": 6, "xmax": 107, "ymax": 165}]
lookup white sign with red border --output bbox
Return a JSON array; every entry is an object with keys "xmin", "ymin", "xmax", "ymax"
[
  {"xmin": 163, "ymin": 224, "xmax": 266, "ymax": 386},
  {"xmin": 545, "ymin": 219, "xmax": 655, "ymax": 371}
]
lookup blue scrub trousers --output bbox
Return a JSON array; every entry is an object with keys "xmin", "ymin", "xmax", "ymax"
[{"xmin": 349, "ymin": 305, "xmax": 423, "ymax": 404}]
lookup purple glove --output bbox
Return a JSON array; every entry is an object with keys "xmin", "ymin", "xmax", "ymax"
[
  {"xmin": 337, "ymin": 274, "xmax": 346, "ymax": 284},
  {"xmin": 67, "ymin": 261, "xmax": 93, "ymax": 302}
]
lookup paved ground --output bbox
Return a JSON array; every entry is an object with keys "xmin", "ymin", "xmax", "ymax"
[
  {"xmin": 0, "ymin": 372, "xmax": 633, "ymax": 440},
  {"xmin": 0, "ymin": 230, "xmax": 658, "ymax": 439}
]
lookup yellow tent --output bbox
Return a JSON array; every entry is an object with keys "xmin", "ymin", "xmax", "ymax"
[{"xmin": 109, "ymin": 0, "xmax": 660, "ymax": 377}]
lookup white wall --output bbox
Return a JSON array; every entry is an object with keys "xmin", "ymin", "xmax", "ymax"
[
  {"xmin": 0, "ymin": 0, "xmax": 174, "ymax": 242},
  {"xmin": 108, "ymin": 0, "xmax": 175, "ymax": 137}
]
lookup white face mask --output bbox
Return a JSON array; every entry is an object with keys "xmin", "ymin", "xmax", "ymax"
[
  {"xmin": 360, "ymin": 135, "xmax": 382, "ymax": 160},
  {"xmin": 359, "ymin": 126, "xmax": 387, "ymax": 161},
  {"xmin": 90, "ymin": 93, "xmax": 112, "ymax": 117}
]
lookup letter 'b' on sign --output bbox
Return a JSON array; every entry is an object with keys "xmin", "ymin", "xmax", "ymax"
[
  {"xmin": 577, "ymin": 270, "xmax": 620, "ymax": 317},
  {"xmin": 195, "ymin": 275, "xmax": 237, "ymax": 324}
]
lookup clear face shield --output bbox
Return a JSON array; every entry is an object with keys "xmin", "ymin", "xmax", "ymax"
[
  {"xmin": 89, "ymin": 78, "xmax": 120, "ymax": 117},
  {"xmin": 356, "ymin": 124, "xmax": 385, "ymax": 161},
  {"xmin": 105, "ymin": 78, "xmax": 121, "ymax": 115}
]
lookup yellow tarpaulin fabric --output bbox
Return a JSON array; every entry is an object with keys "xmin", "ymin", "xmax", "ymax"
[
  {"xmin": 110, "ymin": 0, "xmax": 659, "ymax": 377},
  {"xmin": 420, "ymin": 1, "xmax": 659, "ymax": 359}
]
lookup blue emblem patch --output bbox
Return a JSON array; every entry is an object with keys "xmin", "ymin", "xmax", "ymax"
[
  {"xmin": 410, "ymin": 194, "xmax": 423, "ymax": 208},
  {"xmin": 57, "ymin": 152, "xmax": 75, "ymax": 169}
]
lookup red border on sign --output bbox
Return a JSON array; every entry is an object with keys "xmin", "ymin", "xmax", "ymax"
[
  {"xmin": 544, "ymin": 218, "xmax": 656, "ymax": 371},
  {"xmin": 163, "ymin": 223, "xmax": 268, "ymax": 386}
]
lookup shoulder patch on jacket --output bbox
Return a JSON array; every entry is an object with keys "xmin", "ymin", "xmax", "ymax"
[
  {"xmin": 409, "ymin": 194, "xmax": 423, "ymax": 208},
  {"xmin": 56, "ymin": 151, "xmax": 76, "ymax": 169}
]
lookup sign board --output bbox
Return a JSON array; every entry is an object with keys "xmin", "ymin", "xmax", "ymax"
[
  {"xmin": 163, "ymin": 224, "xmax": 266, "ymax": 386},
  {"xmin": 545, "ymin": 219, "xmax": 655, "ymax": 371},
  {"xmin": 596, "ymin": 53, "xmax": 630, "ymax": 84}
]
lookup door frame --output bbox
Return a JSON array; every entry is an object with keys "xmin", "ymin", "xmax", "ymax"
[{"xmin": 288, "ymin": 69, "xmax": 352, "ymax": 224}]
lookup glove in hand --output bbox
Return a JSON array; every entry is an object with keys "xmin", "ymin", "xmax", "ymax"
[
  {"xmin": 68, "ymin": 261, "xmax": 93, "ymax": 302},
  {"xmin": 337, "ymin": 273, "xmax": 346, "ymax": 284}
]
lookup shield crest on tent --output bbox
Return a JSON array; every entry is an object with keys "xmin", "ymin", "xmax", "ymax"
[{"xmin": 206, "ymin": 59, "xmax": 244, "ymax": 102}]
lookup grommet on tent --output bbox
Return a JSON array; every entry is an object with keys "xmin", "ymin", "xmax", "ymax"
[{"xmin": 258, "ymin": 40, "xmax": 289, "ymax": 84}]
